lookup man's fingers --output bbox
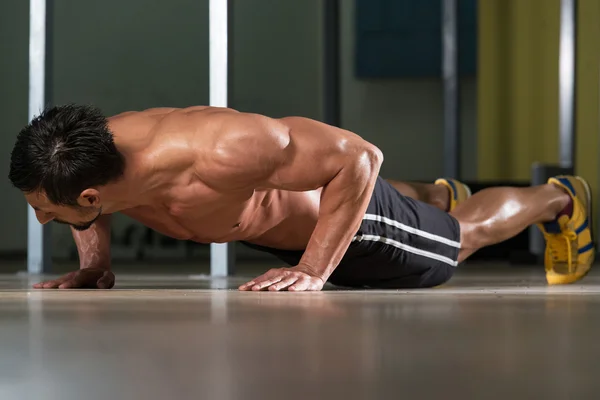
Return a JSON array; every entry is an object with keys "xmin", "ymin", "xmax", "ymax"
[
  {"xmin": 238, "ymin": 269, "xmax": 320, "ymax": 292},
  {"xmin": 239, "ymin": 268, "xmax": 284, "ymax": 291},
  {"xmin": 288, "ymin": 278, "xmax": 314, "ymax": 292},
  {"xmin": 41, "ymin": 280, "xmax": 63, "ymax": 289},
  {"xmin": 252, "ymin": 275, "xmax": 285, "ymax": 291},
  {"xmin": 238, "ymin": 281, "xmax": 256, "ymax": 291},
  {"xmin": 39, "ymin": 276, "xmax": 71, "ymax": 289},
  {"xmin": 33, "ymin": 270, "xmax": 113, "ymax": 290},
  {"xmin": 58, "ymin": 280, "xmax": 78, "ymax": 289},
  {"xmin": 268, "ymin": 276, "xmax": 299, "ymax": 291},
  {"xmin": 58, "ymin": 271, "xmax": 90, "ymax": 289}
]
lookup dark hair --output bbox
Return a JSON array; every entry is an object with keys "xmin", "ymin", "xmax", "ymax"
[{"xmin": 8, "ymin": 104, "xmax": 125, "ymax": 206}]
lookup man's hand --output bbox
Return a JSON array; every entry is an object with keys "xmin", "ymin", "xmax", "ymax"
[
  {"xmin": 33, "ymin": 268, "xmax": 115, "ymax": 289},
  {"xmin": 238, "ymin": 265, "xmax": 325, "ymax": 292}
]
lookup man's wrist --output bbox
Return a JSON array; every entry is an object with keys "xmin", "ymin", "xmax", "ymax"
[
  {"xmin": 297, "ymin": 262, "xmax": 330, "ymax": 282},
  {"xmin": 81, "ymin": 264, "xmax": 111, "ymax": 270}
]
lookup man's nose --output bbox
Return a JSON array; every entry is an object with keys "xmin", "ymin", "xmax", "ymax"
[{"xmin": 35, "ymin": 210, "xmax": 54, "ymax": 224}]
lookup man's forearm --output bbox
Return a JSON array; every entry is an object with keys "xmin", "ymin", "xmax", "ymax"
[
  {"xmin": 72, "ymin": 214, "xmax": 112, "ymax": 270},
  {"xmin": 298, "ymin": 152, "xmax": 382, "ymax": 280}
]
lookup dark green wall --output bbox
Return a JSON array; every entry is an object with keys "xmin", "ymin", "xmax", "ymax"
[{"xmin": 0, "ymin": 0, "xmax": 476, "ymax": 253}]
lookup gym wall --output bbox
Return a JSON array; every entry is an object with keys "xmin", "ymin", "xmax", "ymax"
[
  {"xmin": 478, "ymin": 0, "xmax": 600, "ymax": 220},
  {"xmin": 0, "ymin": 0, "xmax": 478, "ymax": 255}
]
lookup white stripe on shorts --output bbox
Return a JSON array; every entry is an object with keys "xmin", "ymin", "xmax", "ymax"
[
  {"xmin": 352, "ymin": 234, "xmax": 459, "ymax": 267},
  {"xmin": 362, "ymin": 213, "xmax": 461, "ymax": 248}
]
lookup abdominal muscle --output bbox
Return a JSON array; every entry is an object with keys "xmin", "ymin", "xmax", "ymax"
[{"xmin": 121, "ymin": 188, "xmax": 321, "ymax": 251}]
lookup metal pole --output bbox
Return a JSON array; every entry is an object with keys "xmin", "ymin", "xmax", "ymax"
[
  {"xmin": 442, "ymin": 0, "xmax": 460, "ymax": 179},
  {"xmin": 323, "ymin": 0, "xmax": 340, "ymax": 127},
  {"xmin": 529, "ymin": 0, "xmax": 578, "ymax": 259},
  {"xmin": 597, "ymin": 66, "xmax": 600, "ymax": 253},
  {"xmin": 209, "ymin": 0, "xmax": 235, "ymax": 276},
  {"xmin": 559, "ymin": 0, "xmax": 577, "ymax": 168},
  {"xmin": 28, "ymin": 0, "xmax": 52, "ymax": 274}
]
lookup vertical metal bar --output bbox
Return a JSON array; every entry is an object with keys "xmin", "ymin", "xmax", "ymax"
[
  {"xmin": 559, "ymin": 0, "xmax": 577, "ymax": 168},
  {"xmin": 227, "ymin": 0, "xmax": 234, "ymax": 110},
  {"xmin": 323, "ymin": 0, "xmax": 340, "ymax": 127},
  {"xmin": 597, "ymin": 66, "xmax": 600, "ymax": 253},
  {"xmin": 530, "ymin": 0, "xmax": 578, "ymax": 259},
  {"xmin": 209, "ymin": 0, "xmax": 235, "ymax": 276},
  {"xmin": 210, "ymin": 243, "xmax": 236, "ymax": 277},
  {"xmin": 209, "ymin": 0, "xmax": 228, "ymax": 108},
  {"xmin": 28, "ymin": 0, "xmax": 52, "ymax": 274},
  {"xmin": 442, "ymin": 0, "xmax": 460, "ymax": 179}
]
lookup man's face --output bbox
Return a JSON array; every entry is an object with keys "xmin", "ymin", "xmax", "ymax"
[{"xmin": 24, "ymin": 192, "xmax": 102, "ymax": 231}]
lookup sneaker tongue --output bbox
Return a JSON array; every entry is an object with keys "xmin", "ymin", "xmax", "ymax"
[{"xmin": 543, "ymin": 220, "xmax": 562, "ymax": 234}]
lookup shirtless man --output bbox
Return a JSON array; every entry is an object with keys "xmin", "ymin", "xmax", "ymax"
[{"xmin": 8, "ymin": 105, "xmax": 594, "ymax": 291}]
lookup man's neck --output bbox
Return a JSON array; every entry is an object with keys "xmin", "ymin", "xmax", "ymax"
[{"xmin": 99, "ymin": 178, "xmax": 148, "ymax": 214}]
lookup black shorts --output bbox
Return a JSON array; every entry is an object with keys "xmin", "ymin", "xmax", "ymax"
[{"xmin": 241, "ymin": 177, "xmax": 461, "ymax": 289}]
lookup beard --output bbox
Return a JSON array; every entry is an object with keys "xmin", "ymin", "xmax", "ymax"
[{"xmin": 54, "ymin": 206, "xmax": 103, "ymax": 231}]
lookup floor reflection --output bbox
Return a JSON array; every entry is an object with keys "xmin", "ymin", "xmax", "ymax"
[{"xmin": 0, "ymin": 266, "xmax": 598, "ymax": 399}]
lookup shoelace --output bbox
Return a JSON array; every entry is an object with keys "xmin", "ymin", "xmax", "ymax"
[{"xmin": 545, "ymin": 231, "xmax": 578, "ymax": 273}]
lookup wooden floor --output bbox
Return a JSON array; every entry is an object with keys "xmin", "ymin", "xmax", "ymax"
[{"xmin": 1, "ymin": 263, "xmax": 600, "ymax": 400}]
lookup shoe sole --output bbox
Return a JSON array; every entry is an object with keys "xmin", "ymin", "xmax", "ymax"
[
  {"xmin": 545, "ymin": 176, "xmax": 594, "ymax": 284},
  {"xmin": 574, "ymin": 176, "xmax": 594, "ymax": 249},
  {"xmin": 464, "ymin": 184, "xmax": 472, "ymax": 198},
  {"xmin": 574, "ymin": 176, "xmax": 594, "ymax": 283},
  {"xmin": 455, "ymin": 183, "xmax": 471, "ymax": 210},
  {"xmin": 435, "ymin": 180, "xmax": 471, "ymax": 209}
]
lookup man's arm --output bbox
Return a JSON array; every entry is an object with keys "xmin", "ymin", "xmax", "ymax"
[
  {"xmin": 71, "ymin": 214, "xmax": 112, "ymax": 271},
  {"xmin": 33, "ymin": 214, "xmax": 114, "ymax": 289},
  {"xmin": 201, "ymin": 112, "xmax": 383, "ymax": 291}
]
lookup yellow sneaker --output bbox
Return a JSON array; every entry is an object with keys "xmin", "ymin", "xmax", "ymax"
[
  {"xmin": 537, "ymin": 176, "xmax": 595, "ymax": 285},
  {"xmin": 434, "ymin": 178, "xmax": 472, "ymax": 211}
]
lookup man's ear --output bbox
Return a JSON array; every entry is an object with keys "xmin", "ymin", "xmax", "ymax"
[{"xmin": 78, "ymin": 188, "xmax": 101, "ymax": 207}]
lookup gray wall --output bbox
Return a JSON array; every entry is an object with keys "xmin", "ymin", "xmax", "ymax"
[
  {"xmin": 0, "ymin": 0, "xmax": 29, "ymax": 252},
  {"xmin": 0, "ymin": 0, "xmax": 476, "ymax": 255},
  {"xmin": 339, "ymin": 0, "xmax": 477, "ymax": 181},
  {"xmin": 49, "ymin": 0, "xmax": 212, "ymax": 253},
  {"xmin": 232, "ymin": 0, "xmax": 323, "ymax": 119}
]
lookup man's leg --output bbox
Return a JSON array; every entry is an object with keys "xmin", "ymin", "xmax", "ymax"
[
  {"xmin": 386, "ymin": 178, "xmax": 471, "ymax": 211},
  {"xmin": 452, "ymin": 176, "xmax": 594, "ymax": 284}
]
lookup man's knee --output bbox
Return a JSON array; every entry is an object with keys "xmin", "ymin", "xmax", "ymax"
[
  {"xmin": 337, "ymin": 264, "xmax": 455, "ymax": 289},
  {"xmin": 454, "ymin": 219, "xmax": 490, "ymax": 251},
  {"xmin": 417, "ymin": 264, "xmax": 455, "ymax": 288}
]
